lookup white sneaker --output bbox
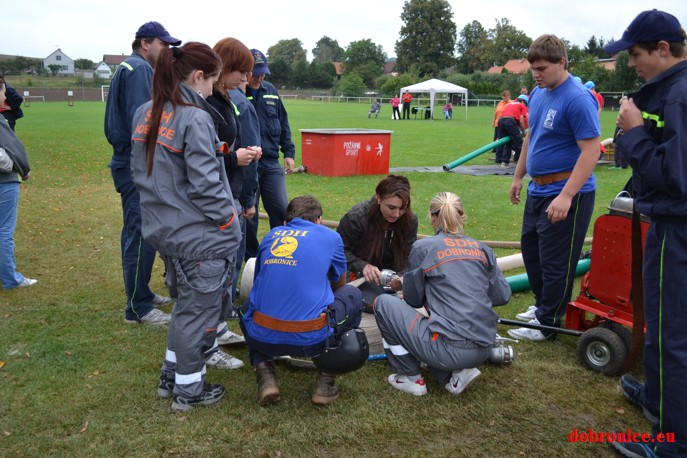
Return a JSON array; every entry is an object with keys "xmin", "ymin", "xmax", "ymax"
[
  {"xmin": 445, "ymin": 368, "xmax": 481, "ymax": 395},
  {"xmin": 125, "ymin": 308, "xmax": 171, "ymax": 325},
  {"xmin": 18, "ymin": 278, "xmax": 38, "ymax": 287},
  {"xmin": 516, "ymin": 305, "xmax": 538, "ymax": 321},
  {"xmin": 152, "ymin": 294, "xmax": 173, "ymax": 307},
  {"xmin": 217, "ymin": 330, "xmax": 245, "ymax": 346},
  {"xmin": 206, "ymin": 350, "xmax": 244, "ymax": 370},
  {"xmin": 507, "ymin": 318, "xmax": 546, "ymax": 341},
  {"xmin": 388, "ymin": 374, "xmax": 427, "ymax": 396}
]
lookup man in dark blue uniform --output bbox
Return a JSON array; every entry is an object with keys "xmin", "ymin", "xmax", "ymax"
[
  {"xmin": 104, "ymin": 22, "xmax": 180, "ymax": 325},
  {"xmin": 604, "ymin": 10, "xmax": 687, "ymax": 458},
  {"xmin": 244, "ymin": 49, "xmax": 296, "ymax": 260}
]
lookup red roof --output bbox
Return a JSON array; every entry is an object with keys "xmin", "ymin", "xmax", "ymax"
[
  {"xmin": 103, "ymin": 54, "xmax": 128, "ymax": 66},
  {"xmin": 488, "ymin": 59, "xmax": 530, "ymax": 74}
]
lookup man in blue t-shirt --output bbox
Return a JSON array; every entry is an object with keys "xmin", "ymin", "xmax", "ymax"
[
  {"xmin": 240, "ymin": 195, "xmax": 363, "ymax": 406},
  {"xmin": 507, "ymin": 34, "xmax": 600, "ymax": 341}
]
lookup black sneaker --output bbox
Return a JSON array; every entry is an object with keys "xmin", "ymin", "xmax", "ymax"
[
  {"xmin": 171, "ymin": 383, "xmax": 225, "ymax": 412},
  {"xmin": 157, "ymin": 375, "xmax": 174, "ymax": 399},
  {"xmin": 610, "ymin": 440, "xmax": 659, "ymax": 457},
  {"xmin": 619, "ymin": 374, "xmax": 659, "ymax": 424}
]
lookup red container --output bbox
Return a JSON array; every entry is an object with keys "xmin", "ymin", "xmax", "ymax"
[{"xmin": 300, "ymin": 129, "xmax": 393, "ymax": 176}]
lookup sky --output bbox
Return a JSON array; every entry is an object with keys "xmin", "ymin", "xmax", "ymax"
[{"xmin": 3, "ymin": 1, "xmax": 687, "ymax": 63}]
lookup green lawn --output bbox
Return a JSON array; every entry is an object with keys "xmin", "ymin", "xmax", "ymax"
[{"xmin": 0, "ymin": 100, "xmax": 646, "ymax": 457}]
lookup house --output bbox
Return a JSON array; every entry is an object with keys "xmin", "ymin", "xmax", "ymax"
[
  {"xmin": 103, "ymin": 54, "xmax": 129, "ymax": 72},
  {"xmin": 93, "ymin": 61, "xmax": 113, "ymax": 79},
  {"xmin": 42, "ymin": 48, "xmax": 74, "ymax": 75},
  {"xmin": 487, "ymin": 59, "xmax": 530, "ymax": 75},
  {"xmin": 596, "ymin": 57, "xmax": 616, "ymax": 71},
  {"xmin": 383, "ymin": 61, "xmax": 397, "ymax": 76}
]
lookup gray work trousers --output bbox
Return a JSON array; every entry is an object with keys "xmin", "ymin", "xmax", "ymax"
[
  {"xmin": 160, "ymin": 256, "xmax": 234, "ymax": 398},
  {"xmin": 374, "ymin": 295, "xmax": 490, "ymax": 385}
]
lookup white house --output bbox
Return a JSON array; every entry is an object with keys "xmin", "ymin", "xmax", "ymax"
[
  {"xmin": 43, "ymin": 48, "xmax": 74, "ymax": 75},
  {"xmin": 93, "ymin": 61, "xmax": 112, "ymax": 79}
]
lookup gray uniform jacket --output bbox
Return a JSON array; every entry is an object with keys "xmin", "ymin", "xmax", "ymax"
[
  {"xmin": 402, "ymin": 231, "xmax": 511, "ymax": 347},
  {"xmin": 130, "ymin": 84, "xmax": 241, "ymax": 261},
  {"xmin": 0, "ymin": 117, "xmax": 30, "ymax": 184}
]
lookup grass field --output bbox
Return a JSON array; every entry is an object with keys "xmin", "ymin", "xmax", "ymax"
[{"xmin": 0, "ymin": 100, "xmax": 648, "ymax": 457}]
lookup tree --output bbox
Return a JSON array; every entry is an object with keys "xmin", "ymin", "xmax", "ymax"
[
  {"xmin": 610, "ymin": 51, "xmax": 642, "ymax": 92},
  {"xmin": 395, "ymin": 0, "xmax": 457, "ymax": 77},
  {"xmin": 336, "ymin": 73, "xmax": 367, "ymax": 97},
  {"xmin": 312, "ymin": 36, "xmax": 344, "ymax": 63},
  {"xmin": 486, "ymin": 18, "xmax": 532, "ymax": 66},
  {"xmin": 265, "ymin": 58, "xmax": 291, "ymax": 88},
  {"xmin": 48, "ymin": 64, "xmax": 62, "ymax": 76},
  {"xmin": 379, "ymin": 71, "xmax": 420, "ymax": 98},
  {"xmin": 267, "ymin": 38, "xmax": 307, "ymax": 77},
  {"xmin": 307, "ymin": 62, "xmax": 337, "ymax": 89},
  {"xmin": 342, "ymin": 39, "xmax": 386, "ymax": 87},
  {"xmin": 74, "ymin": 58, "xmax": 94, "ymax": 70},
  {"xmin": 456, "ymin": 20, "xmax": 490, "ymax": 73},
  {"xmin": 291, "ymin": 60, "xmax": 309, "ymax": 89}
]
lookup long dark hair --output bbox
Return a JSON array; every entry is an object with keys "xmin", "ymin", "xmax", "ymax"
[
  {"xmin": 364, "ymin": 175, "xmax": 412, "ymax": 271},
  {"xmin": 145, "ymin": 42, "xmax": 221, "ymax": 175}
]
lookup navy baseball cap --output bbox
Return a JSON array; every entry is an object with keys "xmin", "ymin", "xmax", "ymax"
[
  {"xmin": 604, "ymin": 10, "xmax": 685, "ymax": 54},
  {"xmin": 135, "ymin": 21, "xmax": 181, "ymax": 46},
  {"xmin": 250, "ymin": 49, "xmax": 271, "ymax": 76}
]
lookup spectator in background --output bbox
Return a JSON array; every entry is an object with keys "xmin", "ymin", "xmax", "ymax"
[
  {"xmin": 443, "ymin": 102, "xmax": 453, "ymax": 120},
  {"xmin": 520, "ymin": 86, "xmax": 529, "ymax": 97},
  {"xmin": 0, "ymin": 76, "xmax": 35, "ymax": 289},
  {"xmin": 104, "ymin": 21, "xmax": 180, "ymax": 325},
  {"xmin": 401, "ymin": 90, "xmax": 413, "ymax": 119},
  {"xmin": 389, "ymin": 95, "xmax": 401, "ymax": 120},
  {"xmin": 491, "ymin": 91, "xmax": 511, "ymax": 154},
  {"xmin": 495, "ymin": 94, "xmax": 528, "ymax": 167},
  {"xmin": 244, "ymin": 49, "xmax": 295, "ymax": 261},
  {"xmin": 368, "ymin": 99, "xmax": 381, "ymax": 118},
  {"xmin": 0, "ymin": 74, "xmax": 24, "ymax": 131},
  {"xmin": 584, "ymin": 80, "xmax": 604, "ymax": 116}
]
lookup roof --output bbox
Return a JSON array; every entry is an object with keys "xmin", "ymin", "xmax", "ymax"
[
  {"xmin": 488, "ymin": 59, "xmax": 530, "ymax": 74},
  {"xmin": 400, "ymin": 78, "xmax": 468, "ymax": 94},
  {"xmin": 103, "ymin": 54, "xmax": 129, "ymax": 66}
]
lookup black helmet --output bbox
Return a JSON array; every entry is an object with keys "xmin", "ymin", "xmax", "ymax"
[{"xmin": 313, "ymin": 328, "xmax": 369, "ymax": 374}]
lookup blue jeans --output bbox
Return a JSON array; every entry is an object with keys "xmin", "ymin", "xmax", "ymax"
[
  {"xmin": 0, "ymin": 182, "xmax": 27, "ymax": 289},
  {"xmin": 244, "ymin": 158, "xmax": 288, "ymax": 260},
  {"xmin": 109, "ymin": 155, "xmax": 157, "ymax": 321}
]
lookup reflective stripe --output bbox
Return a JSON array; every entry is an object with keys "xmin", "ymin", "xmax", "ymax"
[
  {"xmin": 175, "ymin": 368, "xmax": 204, "ymax": 385},
  {"xmin": 382, "ymin": 339, "xmax": 410, "ymax": 356},
  {"xmin": 120, "ymin": 62, "xmax": 133, "ymax": 72},
  {"xmin": 264, "ymin": 95, "xmax": 280, "ymax": 100},
  {"xmin": 230, "ymin": 101, "xmax": 240, "ymax": 116},
  {"xmin": 166, "ymin": 348, "xmax": 176, "ymax": 363},
  {"xmin": 642, "ymin": 111, "xmax": 665, "ymax": 128}
]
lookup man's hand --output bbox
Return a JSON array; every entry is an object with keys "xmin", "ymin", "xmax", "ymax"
[
  {"xmin": 243, "ymin": 205, "xmax": 256, "ymax": 220},
  {"xmin": 616, "ymin": 98, "xmax": 643, "ymax": 132},
  {"xmin": 249, "ymin": 146, "xmax": 262, "ymax": 162},
  {"xmin": 509, "ymin": 178, "xmax": 523, "ymax": 204},
  {"xmin": 284, "ymin": 157, "xmax": 295, "ymax": 173},
  {"xmin": 546, "ymin": 194, "xmax": 573, "ymax": 223}
]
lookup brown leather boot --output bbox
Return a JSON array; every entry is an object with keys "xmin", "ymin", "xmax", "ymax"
[
  {"xmin": 311, "ymin": 372, "xmax": 339, "ymax": 405},
  {"xmin": 255, "ymin": 361, "xmax": 280, "ymax": 406}
]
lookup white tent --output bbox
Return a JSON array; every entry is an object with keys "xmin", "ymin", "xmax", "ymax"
[{"xmin": 399, "ymin": 78, "xmax": 468, "ymax": 120}]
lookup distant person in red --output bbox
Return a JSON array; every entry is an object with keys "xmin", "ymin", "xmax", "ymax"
[
  {"xmin": 584, "ymin": 81, "xmax": 604, "ymax": 116},
  {"xmin": 495, "ymin": 95, "xmax": 528, "ymax": 167},
  {"xmin": 389, "ymin": 96, "xmax": 401, "ymax": 120},
  {"xmin": 401, "ymin": 90, "xmax": 413, "ymax": 119}
]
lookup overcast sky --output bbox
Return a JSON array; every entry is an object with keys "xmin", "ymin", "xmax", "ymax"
[{"xmin": 3, "ymin": 1, "xmax": 686, "ymax": 63}]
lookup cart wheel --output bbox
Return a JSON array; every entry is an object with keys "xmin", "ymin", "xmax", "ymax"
[
  {"xmin": 603, "ymin": 321, "xmax": 633, "ymax": 353},
  {"xmin": 577, "ymin": 327, "xmax": 627, "ymax": 376}
]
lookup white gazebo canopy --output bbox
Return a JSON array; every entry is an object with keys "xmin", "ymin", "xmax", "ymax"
[{"xmin": 400, "ymin": 78, "xmax": 469, "ymax": 120}]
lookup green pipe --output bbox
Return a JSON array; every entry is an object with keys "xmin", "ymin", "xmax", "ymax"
[
  {"xmin": 506, "ymin": 258, "xmax": 591, "ymax": 293},
  {"xmin": 443, "ymin": 136, "xmax": 511, "ymax": 171}
]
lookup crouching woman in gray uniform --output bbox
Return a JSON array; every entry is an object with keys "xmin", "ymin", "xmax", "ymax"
[
  {"xmin": 374, "ymin": 192, "xmax": 511, "ymax": 396},
  {"xmin": 131, "ymin": 42, "xmax": 242, "ymax": 412}
]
